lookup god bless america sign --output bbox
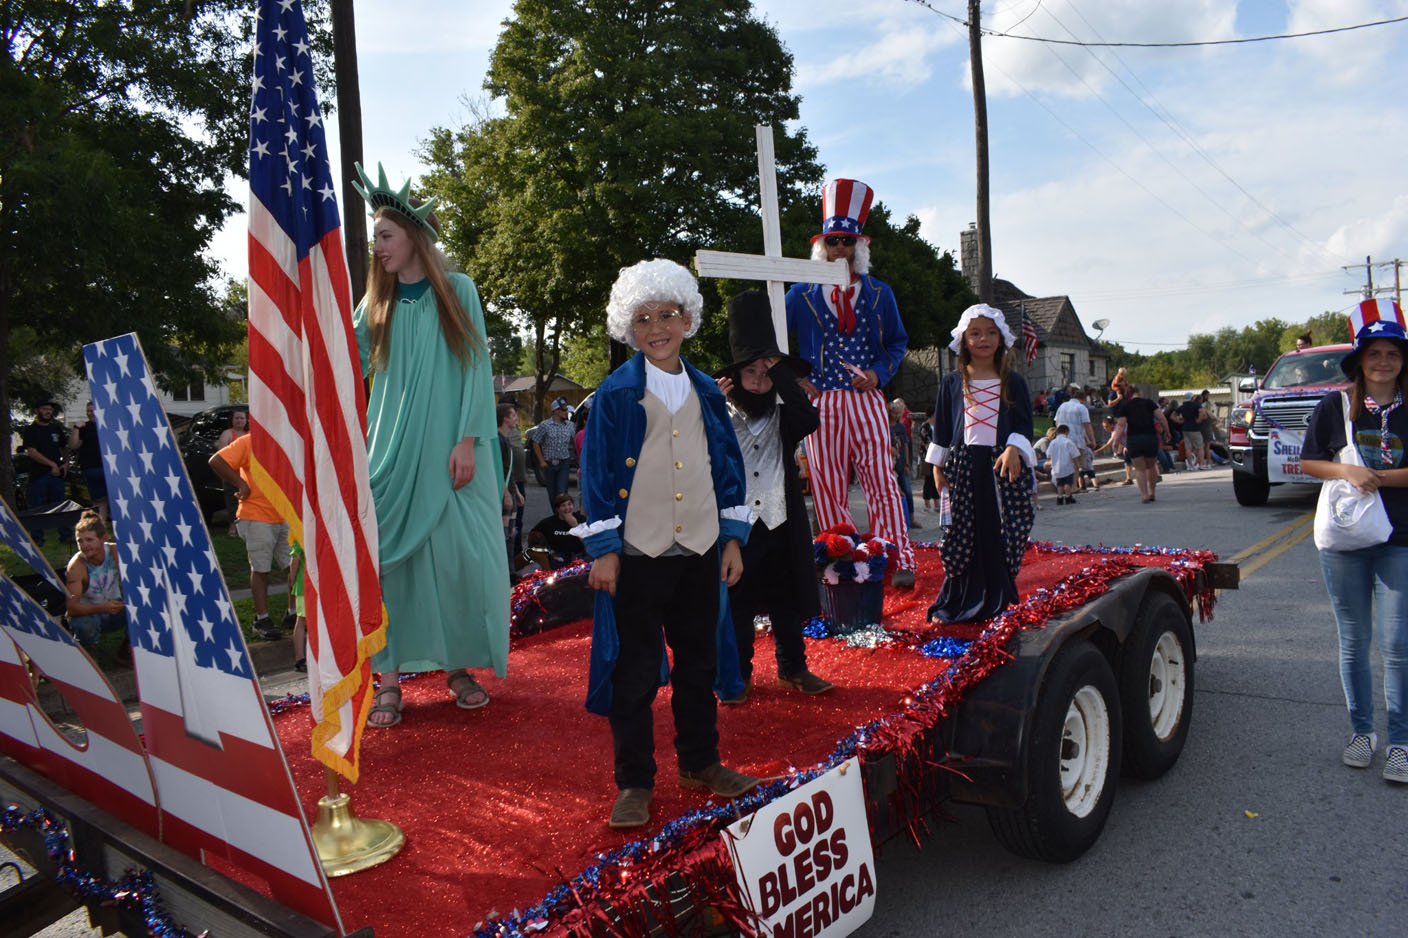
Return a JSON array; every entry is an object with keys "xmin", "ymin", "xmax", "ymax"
[{"xmin": 725, "ymin": 757, "xmax": 876, "ymax": 938}]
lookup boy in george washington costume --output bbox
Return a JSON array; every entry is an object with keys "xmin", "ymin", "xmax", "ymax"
[
  {"xmin": 785, "ymin": 178, "xmax": 916, "ymax": 587},
  {"xmin": 574, "ymin": 259, "xmax": 759, "ymax": 829},
  {"xmin": 714, "ymin": 290, "xmax": 833, "ymax": 701}
]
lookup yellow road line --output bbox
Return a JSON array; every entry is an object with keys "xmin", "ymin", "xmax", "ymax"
[
  {"xmin": 1237, "ymin": 518, "xmax": 1317, "ymax": 583},
  {"xmin": 1225, "ymin": 511, "xmax": 1314, "ymax": 565}
]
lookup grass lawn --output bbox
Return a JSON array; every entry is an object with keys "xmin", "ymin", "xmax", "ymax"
[{"xmin": 1033, "ymin": 414, "xmax": 1054, "ymax": 437}]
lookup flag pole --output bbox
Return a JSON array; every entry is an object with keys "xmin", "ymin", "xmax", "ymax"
[{"xmin": 310, "ymin": 765, "xmax": 405, "ymax": 876}]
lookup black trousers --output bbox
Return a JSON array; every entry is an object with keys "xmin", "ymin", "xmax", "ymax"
[
  {"xmin": 610, "ymin": 550, "xmax": 721, "ymax": 790},
  {"xmin": 728, "ymin": 520, "xmax": 807, "ymax": 682}
]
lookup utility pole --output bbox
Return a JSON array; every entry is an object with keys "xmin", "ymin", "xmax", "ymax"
[
  {"xmin": 968, "ymin": 0, "xmax": 993, "ymax": 303},
  {"xmin": 1343, "ymin": 255, "xmax": 1404, "ymax": 305},
  {"xmin": 331, "ymin": 0, "xmax": 367, "ymax": 305}
]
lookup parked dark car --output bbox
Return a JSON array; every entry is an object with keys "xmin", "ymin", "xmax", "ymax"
[{"xmin": 179, "ymin": 404, "xmax": 247, "ymax": 522}]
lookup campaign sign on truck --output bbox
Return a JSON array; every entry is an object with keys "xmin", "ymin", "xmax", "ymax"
[
  {"xmin": 1268, "ymin": 427, "xmax": 1315, "ymax": 483},
  {"xmin": 725, "ymin": 757, "xmax": 875, "ymax": 938}
]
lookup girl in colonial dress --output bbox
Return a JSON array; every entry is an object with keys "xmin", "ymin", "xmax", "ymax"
[
  {"xmin": 351, "ymin": 164, "xmax": 509, "ymax": 727},
  {"xmin": 924, "ymin": 304, "xmax": 1036, "ymax": 623}
]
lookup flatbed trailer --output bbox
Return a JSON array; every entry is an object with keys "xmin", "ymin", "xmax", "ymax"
[{"xmin": 2, "ymin": 556, "xmax": 1235, "ymax": 938}]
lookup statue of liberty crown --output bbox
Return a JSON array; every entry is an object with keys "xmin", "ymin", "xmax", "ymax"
[{"xmin": 351, "ymin": 162, "xmax": 439, "ymax": 241}]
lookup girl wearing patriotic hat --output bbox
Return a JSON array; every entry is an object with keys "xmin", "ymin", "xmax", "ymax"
[
  {"xmin": 350, "ymin": 163, "xmax": 510, "ymax": 727},
  {"xmin": 785, "ymin": 179, "xmax": 916, "ymax": 586},
  {"xmin": 1301, "ymin": 297, "xmax": 1408, "ymax": 784},
  {"xmin": 923, "ymin": 304, "xmax": 1035, "ymax": 623}
]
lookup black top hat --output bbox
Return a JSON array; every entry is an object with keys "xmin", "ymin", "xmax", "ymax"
[{"xmin": 713, "ymin": 290, "xmax": 812, "ymax": 380}]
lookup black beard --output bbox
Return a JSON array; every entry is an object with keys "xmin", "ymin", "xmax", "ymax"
[{"xmin": 728, "ymin": 385, "xmax": 776, "ymax": 419}]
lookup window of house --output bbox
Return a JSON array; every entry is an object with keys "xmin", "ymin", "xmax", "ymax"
[
  {"xmin": 1060, "ymin": 352, "xmax": 1075, "ymax": 383},
  {"xmin": 170, "ymin": 381, "xmax": 206, "ymax": 402}
]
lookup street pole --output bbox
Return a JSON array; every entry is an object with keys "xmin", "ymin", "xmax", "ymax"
[
  {"xmin": 968, "ymin": 0, "xmax": 993, "ymax": 303},
  {"xmin": 331, "ymin": 0, "xmax": 367, "ymax": 306}
]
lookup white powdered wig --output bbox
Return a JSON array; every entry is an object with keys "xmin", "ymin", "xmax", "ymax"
[
  {"xmin": 948, "ymin": 303, "xmax": 1016, "ymax": 353},
  {"xmin": 605, "ymin": 258, "xmax": 705, "ymax": 349},
  {"xmin": 809, "ymin": 237, "xmax": 870, "ymax": 275}
]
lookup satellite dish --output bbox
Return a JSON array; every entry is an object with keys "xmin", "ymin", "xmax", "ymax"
[{"xmin": 1091, "ymin": 318, "xmax": 1110, "ymax": 340}]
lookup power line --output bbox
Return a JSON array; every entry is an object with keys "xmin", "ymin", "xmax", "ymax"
[{"xmin": 903, "ymin": 1, "xmax": 1408, "ymax": 47}]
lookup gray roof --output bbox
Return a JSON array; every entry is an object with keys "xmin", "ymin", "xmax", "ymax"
[{"xmin": 989, "ymin": 278, "xmax": 1104, "ymax": 354}]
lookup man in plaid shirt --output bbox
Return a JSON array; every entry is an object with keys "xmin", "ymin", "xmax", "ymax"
[{"xmin": 532, "ymin": 396, "xmax": 576, "ymax": 501}]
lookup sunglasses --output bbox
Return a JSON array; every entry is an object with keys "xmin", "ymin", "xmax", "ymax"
[{"xmin": 824, "ymin": 236, "xmax": 857, "ymax": 247}]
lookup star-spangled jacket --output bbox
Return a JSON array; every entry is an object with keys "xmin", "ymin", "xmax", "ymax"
[
  {"xmin": 574, "ymin": 351, "xmax": 753, "ymax": 715},
  {"xmin": 784, "ymin": 276, "xmax": 908, "ymax": 387}
]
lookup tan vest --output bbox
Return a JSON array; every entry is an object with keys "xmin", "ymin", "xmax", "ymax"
[{"xmin": 623, "ymin": 389, "xmax": 719, "ymax": 557}]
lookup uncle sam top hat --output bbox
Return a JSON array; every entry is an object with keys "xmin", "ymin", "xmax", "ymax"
[
  {"xmin": 1341, "ymin": 297, "xmax": 1408, "ymax": 377},
  {"xmin": 813, "ymin": 178, "xmax": 874, "ymax": 243}
]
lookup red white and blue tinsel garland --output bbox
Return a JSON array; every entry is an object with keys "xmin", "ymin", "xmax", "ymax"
[
  {"xmin": 471, "ymin": 539, "xmax": 1219, "ymax": 938},
  {"xmin": 1, "ymin": 805, "xmax": 201, "ymax": 938}
]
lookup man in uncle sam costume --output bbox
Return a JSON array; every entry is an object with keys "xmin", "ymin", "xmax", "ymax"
[{"xmin": 785, "ymin": 179, "xmax": 916, "ymax": 586}]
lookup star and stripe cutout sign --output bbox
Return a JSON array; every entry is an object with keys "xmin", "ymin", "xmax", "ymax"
[{"xmin": 85, "ymin": 333, "xmax": 339, "ymax": 928}]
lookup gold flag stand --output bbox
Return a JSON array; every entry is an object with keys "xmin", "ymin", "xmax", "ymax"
[{"xmin": 310, "ymin": 767, "xmax": 405, "ymax": 876}]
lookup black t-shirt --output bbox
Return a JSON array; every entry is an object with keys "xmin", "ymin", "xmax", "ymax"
[
  {"xmin": 1113, "ymin": 397, "xmax": 1159, "ymax": 435},
  {"xmin": 529, "ymin": 514, "xmax": 586, "ymax": 557},
  {"xmin": 1177, "ymin": 400, "xmax": 1204, "ymax": 434},
  {"xmin": 22, "ymin": 420, "xmax": 64, "ymax": 465},
  {"xmin": 77, "ymin": 422, "xmax": 102, "ymax": 470},
  {"xmin": 1302, "ymin": 390, "xmax": 1408, "ymax": 545}
]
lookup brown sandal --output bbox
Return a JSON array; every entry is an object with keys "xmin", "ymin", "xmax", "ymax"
[
  {"xmin": 447, "ymin": 670, "xmax": 489, "ymax": 709},
  {"xmin": 367, "ymin": 686, "xmax": 403, "ymax": 728}
]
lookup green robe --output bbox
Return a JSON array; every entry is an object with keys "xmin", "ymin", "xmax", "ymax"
[{"xmin": 354, "ymin": 273, "xmax": 509, "ymax": 675}]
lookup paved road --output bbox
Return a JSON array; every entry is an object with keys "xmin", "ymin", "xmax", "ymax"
[
  {"xmin": 15, "ymin": 467, "xmax": 1405, "ymax": 936},
  {"xmin": 864, "ymin": 467, "xmax": 1406, "ymax": 938}
]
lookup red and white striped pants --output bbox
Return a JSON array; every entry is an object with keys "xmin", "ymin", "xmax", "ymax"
[{"xmin": 804, "ymin": 388, "xmax": 915, "ymax": 571}]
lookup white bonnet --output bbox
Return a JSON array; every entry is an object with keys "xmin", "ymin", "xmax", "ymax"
[
  {"xmin": 605, "ymin": 259, "xmax": 704, "ymax": 349},
  {"xmin": 948, "ymin": 303, "xmax": 1016, "ymax": 353}
]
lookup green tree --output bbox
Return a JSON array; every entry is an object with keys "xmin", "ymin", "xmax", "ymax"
[
  {"xmin": 0, "ymin": 2, "xmax": 334, "ymax": 503},
  {"xmin": 421, "ymin": 0, "xmax": 822, "ymax": 421}
]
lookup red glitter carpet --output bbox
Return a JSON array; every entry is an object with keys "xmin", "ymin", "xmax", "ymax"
[{"xmin": 269, "ymin": 543, "xmax": 1210, "ymax": 937}]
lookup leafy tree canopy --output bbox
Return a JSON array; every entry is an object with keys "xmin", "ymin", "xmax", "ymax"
[
  {"xmin": 1107, "ymin": 308, "xmax": 1356, "ymax": 389},
  {"xmin": 1, "ymin": 0, "xmax": 333, "ymax": 499},
  {"xmin": 421, "ymin": 0, "xmax": 822, "ymax": 418}
]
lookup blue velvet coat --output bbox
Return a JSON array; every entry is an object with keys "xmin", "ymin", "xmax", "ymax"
[{"xmin": 578, "ymin": 352, "xmax": 753, "ymax": 715}]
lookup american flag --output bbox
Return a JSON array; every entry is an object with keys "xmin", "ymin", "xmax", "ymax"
[
  {"xmin": 0, "ymin": 505, "xmax": 159, "ymax": 837},
  {"xmin": 79, "ymin": 335, "xmax": 340, "ymax": 929},
  {"xmin": 247, "ymin": 0, "xmax": 385, "ymax": 783},
  {"xmin": 1021, "ymin": 304, "xmax": 1039, "ymax": 366}
]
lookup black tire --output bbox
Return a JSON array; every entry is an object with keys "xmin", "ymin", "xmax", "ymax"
[
  {"xmin": 1118, "ymin": 592, "xmax": 1194, "ymax": 780},
  {"xmin": 1232, "ymin": 470, "xmax": 1270, "ymax": 506},
  {"xmin": 987, "ymin": 640, "xmax": 1122, "ymax": 862}
]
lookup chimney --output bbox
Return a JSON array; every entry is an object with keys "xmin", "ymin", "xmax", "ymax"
[{"xmin": 959, "ymin": 223, "xmax": 979, "ymax": 292}]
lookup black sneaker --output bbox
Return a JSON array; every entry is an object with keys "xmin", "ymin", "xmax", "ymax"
[
  {"xmin": 282, "ymin": 609, "xmax": 298, "ymax": 630},
  {"xmin": 253, "ymin": 615, "xmax": 282, "ymax": 642}
]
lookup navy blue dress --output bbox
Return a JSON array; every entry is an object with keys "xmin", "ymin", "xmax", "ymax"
[{"xmin": 928, "ymin": 371, "xmax": 1035, "ymax": 623}]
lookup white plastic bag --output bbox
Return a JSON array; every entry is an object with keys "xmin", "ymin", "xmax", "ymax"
[{"xmin": 1313, "ymin": 392, "xmax": 1393, "ymax": 551}]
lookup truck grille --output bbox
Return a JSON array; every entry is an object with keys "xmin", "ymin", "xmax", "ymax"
[{"xmin": 1249, "ymin": 397, "xmax": 1320, "ymax": 439}]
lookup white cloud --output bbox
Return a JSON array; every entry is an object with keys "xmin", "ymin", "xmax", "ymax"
[{"xmin": 1283, "ymin": 0, "xmax": 1408, "ymax": 84}]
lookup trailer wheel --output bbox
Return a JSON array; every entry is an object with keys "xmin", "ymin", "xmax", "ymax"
[
  {"xmin": 1232, "ymin": 471, "xmax": 1269, "ymax": 506},
  {"xmin": 1119, "ymin": 593, "xmax": 1193, "ymax": 779},
  {"xmin": 987, "ymin": 640, "xmax": 1121, "ymax": 862}
]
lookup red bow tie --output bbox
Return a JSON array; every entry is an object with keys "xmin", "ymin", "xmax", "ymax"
[{"xmin": 831, "ymin": 284, "xmax": 856, "ymax": 334}]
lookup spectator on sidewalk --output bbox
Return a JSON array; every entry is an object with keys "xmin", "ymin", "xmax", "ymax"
[
  {"xmin": 1048, "ymin": 425, "xmax": 1081, "ymax": 505},
  {"xmin": 23, "ymin": 400, "xmax": 68, "ymax": 544},
  {"xmin": 1054, "ymin": 386, "xmax": 1099, "ymax": 492},
  {"xmin": 532, "ymin": 397, "xmax": 575, "ymax": 501},
  {"xmin": 216, "ymin": 409, "xmax": 249, "ymax": 536},
  {"xmin": 69, "ymin": 401, "xmax": 108, "ymax": 522},
  {"xmin": 209, "ymin": 428, "xmax": 291, "ymax": 641}
]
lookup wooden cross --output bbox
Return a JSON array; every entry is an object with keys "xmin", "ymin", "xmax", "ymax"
[{"xmin": 694, "ymin": 125, "xmax": 849, "ymax": 354}]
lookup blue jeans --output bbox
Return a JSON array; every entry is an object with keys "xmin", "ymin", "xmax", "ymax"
[
  {"xmin": 68, "ymin": 611, "xmax": 127, "ymax": 646},
  {"xmin": 1319, "ymin": 543, "xmax": 1408, "ymax": 744},
  {"xmin": 1156, "ymin": 447, "xmax": 1174, "ymax": 472},
  {"xmin": 27, "ymin": 472, "xmax": 68, "ymax": 543},
  {"xmin": 544, "ymin": 459, "xmax": 571, "ymax": 501}
]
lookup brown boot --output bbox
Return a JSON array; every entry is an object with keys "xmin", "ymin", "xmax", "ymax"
[
  {"xmin": 608, "ymin": 788, "xmax": 652, "ymax": 829},
  {"xmin": 679, "ymin": 762, "xmax": 759, "ymax": 798},
  {"xmin": 778, "ymin": 670, "xmax": 834, "ymax": 695}
]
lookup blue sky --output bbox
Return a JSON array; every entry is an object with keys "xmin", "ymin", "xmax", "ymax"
[{"xmin": 214, "ymin": 0, "xmax": 1408, "ymax": 353}]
